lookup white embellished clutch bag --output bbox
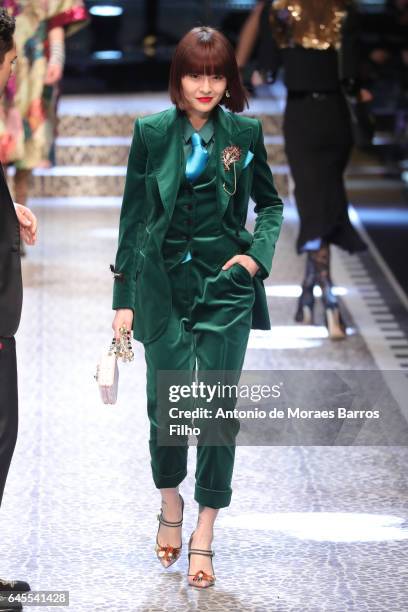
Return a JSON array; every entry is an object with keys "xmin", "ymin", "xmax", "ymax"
[{"xmin": 95, "ymin": 326, "xmax": 134, "ymax": 405}]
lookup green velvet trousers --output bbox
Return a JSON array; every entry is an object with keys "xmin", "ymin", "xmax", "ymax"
[{"xmin": 143, "ymin": 249, "xmax": 255, "ymax": 509}]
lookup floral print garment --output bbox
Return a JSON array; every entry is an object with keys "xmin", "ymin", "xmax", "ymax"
[{"xmin": 0, "ymin": 0, "xmax": 88, "ymax": 168}]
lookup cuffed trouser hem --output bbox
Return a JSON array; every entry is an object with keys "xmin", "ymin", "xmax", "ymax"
[
  {"xmin": 194, "ymin": 484, "xmax": 232, "ymax": 509},
  {"xmin": 151, "ymin": 466, "xmax": 187, "ymax": 490}
]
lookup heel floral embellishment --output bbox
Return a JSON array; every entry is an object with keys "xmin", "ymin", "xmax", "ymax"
[
  {"xmin": 155, "ymin": 544, "xmax": 181, "ymax": 563},
  {"xmin": 192, "ymin": 570, "xmax": 215, "ymax": 584}
]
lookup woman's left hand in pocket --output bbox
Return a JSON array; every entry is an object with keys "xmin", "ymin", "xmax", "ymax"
[{"xmin": 222, "ymin": 254, "xmax": 259, "ymax": 277}]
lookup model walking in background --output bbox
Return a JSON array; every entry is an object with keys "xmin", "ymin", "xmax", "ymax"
[
  {"xmin": 0, "ymin": 0, "xmax": 87, "ymax": 253},
  {"xmin": 259, "ymin": 0, "xmax": 369, "ymax": 339}
]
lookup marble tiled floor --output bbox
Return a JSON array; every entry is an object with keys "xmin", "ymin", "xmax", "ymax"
[{"xmin": 1, "ymin": 196, "xmax": 407, "ymax": 612}]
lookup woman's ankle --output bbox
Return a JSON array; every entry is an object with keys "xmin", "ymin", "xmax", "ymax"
[
  {"xmin": 160, "ymin": 490, "xmax": 182, "ymax": 520},
  {"xmin": 160, "ymin": 488, "xmax": 180, "ymax": 504},
  {"xmin": 192, "ymin": 525, "xmax": 214, "ymax": 542}
]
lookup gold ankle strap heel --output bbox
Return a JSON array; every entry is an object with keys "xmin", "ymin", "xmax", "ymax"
[
  {"xmin": 155, "ymin": 494, "xmax": 184, "ymax": 567},
  {"xmin": 187, "ymin": 532, "xmax": 216, "ymax": 588}
]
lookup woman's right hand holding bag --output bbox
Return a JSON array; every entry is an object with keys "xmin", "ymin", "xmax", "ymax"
[{"xmin": 112, "ymin": 308, "xmax": 134, "ymax": 341}]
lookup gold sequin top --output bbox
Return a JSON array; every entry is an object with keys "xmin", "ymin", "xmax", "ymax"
[{"xmin": 270, "ymin": 0, "xmax": 351, "ymax": 51}]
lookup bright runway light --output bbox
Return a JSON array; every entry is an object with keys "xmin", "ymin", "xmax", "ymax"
[
  {"xmin": 219, "ymin": 512, "xmax": 408, "ymax": 542},
  {"xmin": 354, "ymin": 207, "xmax": 408, "ymax": 226},
  {"xmin": 89, "ymin": 6, "xmax": 123, "ymax": 17},
  {"xmin": 248, "ymin": 327, "xmax": 324, "ymax": 350},
  {"xmin": 348, "ymin": 206, "xmax": 359, "ymax": 224},
  {"xmin": 248, "ymin": 325, "xmax": 355, "ymax": 349},
  {"xmin": 92, "ymin": 50, "xmax": 123, "ymax": 60},
  {"xmin": 265, "ymin": 285, "xmax": 348, "ymax": 298}
]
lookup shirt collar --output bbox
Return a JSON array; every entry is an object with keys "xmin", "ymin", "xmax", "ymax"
[{"xmin": 182, "ymin": 114, "xmax": 214, "ymax": 145}]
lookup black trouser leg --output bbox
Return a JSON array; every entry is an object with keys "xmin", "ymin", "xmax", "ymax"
[
  {"xmin": 310, "ymin": 243, "xmax": 338, "ymax": 308},
  {"xmin": 0, "ymin": 337, "xmax": 18, "ymax": 507}
]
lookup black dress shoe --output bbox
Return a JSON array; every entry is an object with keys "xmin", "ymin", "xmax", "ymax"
[
  {"xmin": 294, "ymin": 252, "xmax": 316, "ymax": 324},
  {"xmin": 0, "ymin": 579, "xmax": 28, "ymax": 611},
  {"xmin": 0, "ymin": 580, "xmax": 30, "ymax": 593},
  {"xmin": 0, "ymin": 593, "xmax": 22, "ymax": 610}
]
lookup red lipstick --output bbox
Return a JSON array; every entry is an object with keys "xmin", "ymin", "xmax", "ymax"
[{"xmin": 197, "ymin": 97, "xmax": 213, "ymax": 103}]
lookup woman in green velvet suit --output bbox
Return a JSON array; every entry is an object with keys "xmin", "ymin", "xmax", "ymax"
[{"xmin": 111, "ymin": 26, "xmax": 283, "ymax": 588}]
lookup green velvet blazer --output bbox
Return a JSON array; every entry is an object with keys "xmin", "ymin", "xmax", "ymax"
[{"xmin": 112, "ymin": 104, "xmax": 284, "ymax": 344}]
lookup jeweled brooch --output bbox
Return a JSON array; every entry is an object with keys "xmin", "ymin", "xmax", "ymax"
[
  {"xmin": 222, "ymin": 145, "xmax": 242, "ymax": 196},
  {"xmin": 221, "ymin": 145, "xmax": 242, "ymax": 171}
]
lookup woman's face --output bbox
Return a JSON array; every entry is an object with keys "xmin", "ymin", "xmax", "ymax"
[
  {"xmin": 181, "ymin": 72, "xmax": 227, "ymax": 115},
  {"xmin": 0, "ymin": 42, "xmax": 17, "ymax": 96}
]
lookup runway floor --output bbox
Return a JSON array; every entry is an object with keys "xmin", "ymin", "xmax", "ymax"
[{"xmin": 1, "ymin": 94, "xmax": 408, "ymax": 612}]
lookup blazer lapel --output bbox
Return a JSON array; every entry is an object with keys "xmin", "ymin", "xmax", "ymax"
[
  {"xmin": 214, "ymin": 105, "xmax": 253, "ymax": 218},
  {"xmin": 143, "ymin": 105, "xmax": 253, "ymax": 220},
  {"xmin": 143, "ymin": 107, "xmax": 183, "ymax": 218}
]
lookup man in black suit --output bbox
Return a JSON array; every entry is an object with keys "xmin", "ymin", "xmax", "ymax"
[{"xmin": 0, "ymin": 8, "xmax": 38, "ymax": 611}]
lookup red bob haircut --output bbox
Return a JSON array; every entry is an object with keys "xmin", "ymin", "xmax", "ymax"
[{"xmin": 169, "ymin": 26, "xmax": 248, "ymax": 113}]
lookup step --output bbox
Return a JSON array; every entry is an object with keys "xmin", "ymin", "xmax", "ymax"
[
  {"xmin": 345, "ymin": 177, "xmax": 405, "ymax": 203},
  {"xmin": 54, "ymin": 135, "xmax": 287, "ymax": 166},
  {"xmin": 57, "ymin": 112, "xmax": 284, "ymax": 138},
  {"xmin": 6, "ymin": 165, "xmax": 291, "ymax": 198},
  {"xmin": 55, "ymin": 137, "xmax": 132, "ymax": 166},
  {"xmin": 344, "ymin": 162, "xmax": 406, "ymax": 198}
]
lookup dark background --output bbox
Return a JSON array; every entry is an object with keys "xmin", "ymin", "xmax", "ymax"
[{"xmin": 65, "ymin": 1, "xmax": 398, "ymax": 93}]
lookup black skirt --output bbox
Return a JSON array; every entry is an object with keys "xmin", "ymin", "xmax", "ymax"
[{"xmin": 283, "ymin": 91, "xmax": 367, "ymax": 254}]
